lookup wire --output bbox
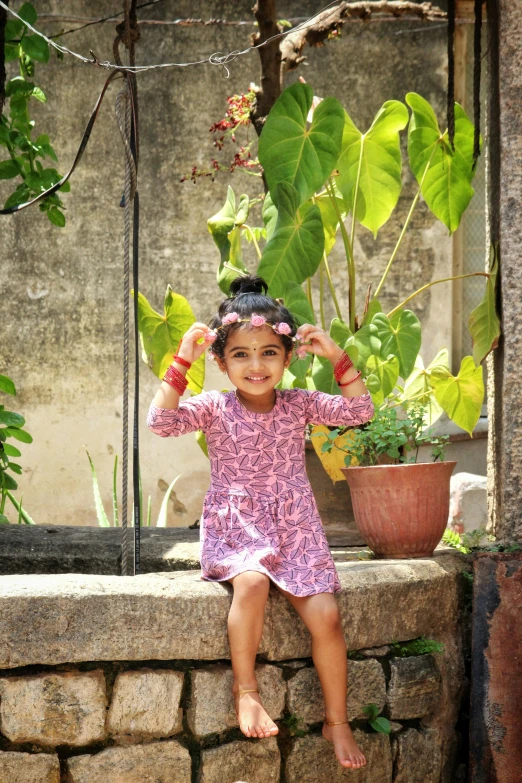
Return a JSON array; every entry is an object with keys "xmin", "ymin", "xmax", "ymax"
[
  {"xmin": 0, "ymin": 0, "xmax": 355, "ymax": 76},
  {"xmin": 46, "ymin": 0, "xmax": 167, "ymax": 40}
]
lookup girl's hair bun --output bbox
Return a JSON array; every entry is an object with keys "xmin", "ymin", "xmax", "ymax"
[{"xmin": 229, "ymin": 275, "xmax": 268, "ymax": 297}]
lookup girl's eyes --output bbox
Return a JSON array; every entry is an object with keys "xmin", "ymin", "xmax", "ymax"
[{"xmin": 231, "ymin": 349, "xmax": 278, "ymax": 358}]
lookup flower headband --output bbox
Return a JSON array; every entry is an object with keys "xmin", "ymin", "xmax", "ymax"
[{"xmin": 206, "ymin": 312, "xmax": 308, "ymax": 359}]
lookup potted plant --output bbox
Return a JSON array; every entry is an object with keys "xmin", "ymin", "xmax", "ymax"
[{"xmin": 136, "ymin": 81, "xmax": 500, "ymax": 554}]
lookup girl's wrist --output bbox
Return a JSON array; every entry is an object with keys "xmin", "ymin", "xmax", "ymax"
[{"xmin": 327, "ymin": 346, "xmax": 345, "ymax": 365}]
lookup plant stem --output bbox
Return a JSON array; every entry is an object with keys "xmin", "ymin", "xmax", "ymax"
[
  {"xmin": 350, "ymin": 136, "xmax": 365, "ymax": 256},
  {"xmin": 387, "ymin": 272, "xmax": 489, "ymax": 317},
  {"xmin": 326, "ymin": 179, "xmax": 356, "ymax": 332},
  {"xmin": 322, "ymin": 252, "xmax": 343, "ymax": 320},
  {"xmin": 319, "ymin": 261, "xmax": 326, "ymax": 330},
  {"xmin": 306, "ymin": 277, "xmax": 314, "ymax": 320},
  {"xmin": 374, "ymin": 144, "xmax": 439, "ymax": 299},
  {"xmin": 242, "ymin": 225, "xmax": 262, "ymax": 260}
]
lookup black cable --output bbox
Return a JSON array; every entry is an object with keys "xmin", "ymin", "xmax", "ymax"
[
  {"xmin": 472, "ymin": 0, "xmax": 483, "ymax": 169},
  {"xmin": 447, "ymin": 0, "xmax": 455, "ymax": 150}
]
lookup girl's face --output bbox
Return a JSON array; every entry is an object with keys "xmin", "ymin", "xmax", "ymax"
[{"xmin": 216, "ymin": 325, "xmax": 292, "ymax": 397}]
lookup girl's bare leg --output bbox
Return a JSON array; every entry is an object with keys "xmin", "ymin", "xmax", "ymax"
[
  {"xmin": 282, "ymin": 590, "xmax": 366, "ymax": 769},
  {"xmin": 228, "ymin": 571, "xmax": 279, "ymax": 739}
]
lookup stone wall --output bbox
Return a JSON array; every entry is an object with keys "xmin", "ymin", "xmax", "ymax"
[
  {"xmin": 0, "ymin": 0, "xmax": 453, "ymax": 527},
  {"xmin": 0, "ymin": 554, "xmax": 471, "ymax": 782}
]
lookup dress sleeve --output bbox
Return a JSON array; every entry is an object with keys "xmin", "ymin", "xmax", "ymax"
[
  {"xmin": 303, "ymin": 390, "xmax": 374, "ymax": 427},
  {"xmin": 147, "ymin": 392, "xmax": 216, "ymax": 437}
]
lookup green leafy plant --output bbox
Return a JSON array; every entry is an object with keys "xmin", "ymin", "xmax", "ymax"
[
  {"xmin": 390, "ymin": 637, "xmax": 444, "ymax": 657},
  {"xmin": 281, "ymin": 713, "xmax": 308, "ymax": 737},
  {"xmin": 442, "ymin": 526, "xmax": 492, "ymax": 554},
  {"xmin": 317, "ymin": 404, "xmax": 449, "ymax": 467},
  {"xmin": 85, "ymin": 449, "xmax": 180, "ymax": 528},
  {"xmin": 362, "ymin": 703, "xmax": 391, "ymax": 734},
  {"xmin": 0, "ymin": 373, "xmax": 35, "ymax": 524},
  {"xmin": 1, "ymin": 2, "xmax": 69, "ymax": 225}
]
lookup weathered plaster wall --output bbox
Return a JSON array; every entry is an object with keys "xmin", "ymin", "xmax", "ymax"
[{"xmin": 0, "ymin": 1, "xmax": 453, "ymax": 526}]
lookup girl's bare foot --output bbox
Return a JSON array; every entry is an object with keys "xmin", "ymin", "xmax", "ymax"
[
  {"xmin": 322, "ymin": 721, "xmax": 367, "ymax": 769},
  {"xmin": 233, "ymin": 686, "xmax": 279, "ymax": 739}
]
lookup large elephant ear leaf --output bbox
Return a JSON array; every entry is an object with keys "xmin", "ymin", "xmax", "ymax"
[
  {"xmin": 430, "ymin": 356, "xmax": 484, "ymax": 436},
  {"xmin": 282, "ymin": 281, "xmax": 315, "ymax": 326},
  {"xmin": 315, "ymin": 193, "xmax": 345, "ymax": 256},
  {"xmin": 366, "ymin": 354, "xmax": 400, "ymax": 407},
  {"xmin": 372, "ymin": 309, "xmax": 421, "ymax": 379},
  {"xmin": 406, "ymin": 92, "xmax": 478, "ymax": 234},
  {"xmin": 337, "ymin": 101, "xmax": 409, "ymax": 237},
  {"xmin": 258, "ymin": 82, "xmax": 344, "ymax": 207},
  {"xmin": 208, "ymin": 186, "xmax": 249, "ymax": 294},
  {"xmin": 256, "ymin": 182, "xmax": 324, "ymax": 299},
  {"xmin": 135, "ymin": 286, "xmax": 205, "ymax": 393},
  {"xmin": 262, "ymin": 192, "xmax": 278, "ymax": 241},
  {"xmin": 468, "ymin": 248, "xmax": 500, "ymax": 365},
  {"xmin": 403, "ymin": 348, "xmax": 449, "ymax": 427}
]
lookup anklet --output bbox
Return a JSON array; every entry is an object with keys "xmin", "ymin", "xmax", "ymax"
[
  {"xmin": 238, "ymin": 688, "xmax": 258, "ymax": 699},
  {"xmin": 325, "ymin": 719, "xmax": 348, "ymax": 726}
]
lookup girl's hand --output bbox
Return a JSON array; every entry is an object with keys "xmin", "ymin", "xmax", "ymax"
[
  {"xmin": 177, "ymin": 323, "xmax": 216, "ymax": 365},
  {"xmin": 296, "ymin": 324, "xmax": 343, "ymax": 363}
]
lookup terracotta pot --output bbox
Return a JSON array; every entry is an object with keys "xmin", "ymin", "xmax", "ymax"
[{"xmin": 341, "ymin": 461, "xmax": 457, "ymax": 558}]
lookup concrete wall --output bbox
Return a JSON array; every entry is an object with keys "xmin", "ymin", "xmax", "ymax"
[{"xmin": 0, "ymin": 1, "xmax": 454, "ymax": 526}]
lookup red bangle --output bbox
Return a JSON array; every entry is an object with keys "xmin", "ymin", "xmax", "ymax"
[
  {"xmin": 333, "ymin": 352, "xmax": 353, "ymax": 382},
  {"xmin": 173, "ymin": 355, "xmax": 191, "ymax": 369},
  {"xmin": 338, "ymin": 370, "xmax": 361, "ymax": 388},
  {"xmin": 163, "ymin": 365, "xmax": 188, "ymax": 395}
]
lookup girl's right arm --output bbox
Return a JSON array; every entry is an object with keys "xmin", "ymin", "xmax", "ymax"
[
  {"xmin": 151, "ymin": 322, "xmax": 215, "ymax": 410},
  {"xmin": 148, "ymin": 323, "xmax": 216, "ymax": 437}
]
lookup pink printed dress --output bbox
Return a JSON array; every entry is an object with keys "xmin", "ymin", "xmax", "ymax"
[{"xmin": 147, "ymin": 389, "xmax": 374, "ymax": 597}]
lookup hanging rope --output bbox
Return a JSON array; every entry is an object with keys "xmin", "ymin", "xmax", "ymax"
[
  {"xmin": 447, "ymin": 0, "xmax": 455, "ymax": 150},
  {"xmin": 472, "ymin": 0, "xmax": 483, "ymax": 169},
  {"xmin": 114, "ymin": 0, "xmax": 141, "ymax": 576}
]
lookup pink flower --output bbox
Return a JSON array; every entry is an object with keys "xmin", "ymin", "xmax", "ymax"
[
  {"xmin": 250, "ymin": 314, "xmax": 266, "ymax": 327},
  {"xmin": 222, "ymin": 312, "xmax": 239, "ymax": 325},
  {"xmin": 274, "ymin": 322, "xmax": 291, "ymax": 335},
  {"xmin": 204, "ymin": 331, "xmax": 217, "ymax": 343},
  {"xmin": 296, "ymin": 347, "xmax": 308, "ymax": 360}
]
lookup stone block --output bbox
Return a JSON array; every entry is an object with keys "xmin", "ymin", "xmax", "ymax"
[
  {"xmin": 287, "ymin": 659, "xmax": 385, "ymax": 724},
  {"xmin": 0, "ymin": 556, "xmax": 465, "ymax": 668},
  {"xmin": 0, "ymin": 751, "xmax": 60, "ymax": 783},
  {"xmin": 197, "ymin": 738, "xmax": 280, "ymax": 783},
  {"xmin": 67, "ymin": 740, "xmax": 191, "ymax": 783},
  {"xmin": 0, "ymin": 670, "xmax": 106, "ymax": 746},
  {"xmin": 392, "ymin": 728, "xmax": 442, "ymax": 783},
  {"xmin": 449, "ymin": 472, "xmax": 487, "ymax": 533},
  {"xmin": 107, "ymin": 668, "xmax": 184, "ymax": 740},
  {"xmin": 187, "ymin": 664, "xmax": 285, "ymax": 737},
  {"xmin": 386, "ymin": 655, "xmax": 442, "ymax": 719},
  {"xmin": 285, "ymin": 731, "xmax": 392, "ymax": 783}
]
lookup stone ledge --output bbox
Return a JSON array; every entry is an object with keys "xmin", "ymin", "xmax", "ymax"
[{"xmin": 0, "ymin": 555, "xmax": 465, "ymax": 669}]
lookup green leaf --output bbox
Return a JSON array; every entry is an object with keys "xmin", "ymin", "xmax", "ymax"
[
  {"xmin": 430, "ymin": 356, "xmax": 484, "ymax": 436},
  {"xmin": 9, "ymin": 93, "xmax": 28, "ymax": 120},
  {"xmin": 4, "ymin": 43, "xmax": 20, "ymax": 62},
  {"xmin": 361, "ymin": 298, "xmax": 382, "ymax": 327},
  {"xmin": 6, "ymin": 491, "xmax": 35, "ymax": 524},
  {"xmin": 403, "ymin": 348, "xmax": 449, "ymax": 427},
  {"xmin": 337, "ymin": 101, "xmax": 409, "ymax": 237},
  {"xmin": 135, "ymin": 286, "xmax": 205, "ymax": 393},
  {"xmin": 1, "ymin": 473, "xmax": 18, "ymax": 491},
  {"xmin": 195, "ymin": 430, "xmax": 209, "ymax": 458},
  {"xmin": 282, "ymin": 281, "xmax": 315, "ymax": 326},
  {"xmin": 156, "ymin": 475, "xmax": 180, "ymax": 527},
  {"xmin": 31, "ymin": 86, "xmax": 46, "ymax": 103},
  {"xmin": 0, "ymin": 411, "xmax": 24, "ymax": 427},
  {"xmin": 257, "ymin": 182, "xmax": 324, "ymax": 299},
  {"xmin": 315, "ymin": 193, "xmax": 345, "ymax": 256},
  {"xmin": 5, "ymin": 19, "xmax": 23, "ymax": 40},
  {"xmin": 8, "ymin": 463, "xmax": 22, "ymax": 475},
  {"xmin": 47, "ymin": 207, "xmax": 66, "ymax": 227},
  {"xmin": 468, "ymin": 251, "xmax": 500, "ymax": 365},
  {"xmin": 366, "ymin": 354, "xmax": 400, "ymax": 406},
  {"xmin": 6, "ymin": 77, "xmax": 35, "ymax": 97},
  {"xmin": 0, "ymin": 160, "xmax": 20, "ymax": 180},
  {"xmin": 3, "ymin": 443, "xmax": 22, "ymax": 458},
  {"xmin": 372, "ymin": 309, "xmax": 421, "ymax": 379},
  {"xmin": 4, "ymin": 184, "xmax": 30, "ymax": 209},
  {"xmin": 0, "ymin": 375, "xmax": 16, "ymax": 395},
  {"xmin": 85, "ymin": 450, "xmax": 110, "ymax": 527},
  {"xmin": 207, "ymin": 186, "xmax": 249, "ymax": 294},
  {"xmin": 330, "ymin": 318, "xmax": 351, "ymax": 348},
  {"xmin": 258, "ymin": 82, "xmax": 345, "ymax": 208},
  {"xmin": 0, "ymin": 514, "xmax": 9, "ymax": 525},
  {"xmin": 406, "ymin": 93, "xmax": 478, "ymax": 234},
  {"xmin": 369, "ymin": 717, "xmax": 391, "ymax": 735},
  {"xmin": 262, "ymin": 192, "xmax": 278, "ymax": 241},
  {"xmin": 4, "ymin": 427, "xmax": 32, "ymax": 443},
  {"xmin": 353, "ymin": 324, "xmax": 381, "ymax": 371},
  {"xmin": 18, "ymin": 3, "xmax": 38, "ymax": 26},
  {"xmin": 21, "ymin": 35, "xmax": 50, "ymax": 63}
]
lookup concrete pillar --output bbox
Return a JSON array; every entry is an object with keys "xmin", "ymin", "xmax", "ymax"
[{"xmin": 487, "ymin": 0, "xmax": 522, "ymax": 542}]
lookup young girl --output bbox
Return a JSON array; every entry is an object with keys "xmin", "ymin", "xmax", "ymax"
[{"xmin": 147, "ymin": 276, "xmax": 374, "ymax": 769}]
